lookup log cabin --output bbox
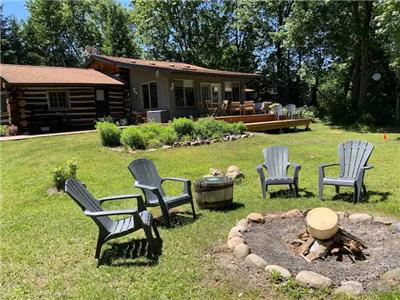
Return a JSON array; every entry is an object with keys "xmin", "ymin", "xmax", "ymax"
[
  {"xmin": 0, "ymin": 64, "xmax": 128, "ymax": 134},
  {"xmin": 84, "ymin": 55, "xmax": 260, "ymax": 120}
]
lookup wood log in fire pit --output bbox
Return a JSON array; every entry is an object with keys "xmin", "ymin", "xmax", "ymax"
[{"xmin": 306, "ymin": 207, "xmax": 339, "ymax": 240}]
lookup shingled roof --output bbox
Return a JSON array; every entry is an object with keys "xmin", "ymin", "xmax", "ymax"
[
  {"xmin": 86, "ymin": 55, "xmax": 260, "ymax": 78},
  {"xmin": 0, "ymin": 64, "xmax": 124, "ymax": 86}
]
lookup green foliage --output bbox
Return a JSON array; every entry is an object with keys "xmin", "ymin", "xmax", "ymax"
[
  {"xmin": 0, "ymin": 125, "xmax": 7, "ymax": 137},
  {"xmin": 194, "ymin": 118, "xmax": 246, "ymax": 138},
  {"xmin": 120, "ymin": 126, "xmax": 146, "ymax": 150},
  {"xmin": 159, "ymin": 126, "xmax": 178, "ymax": 145},
  {"xmin": 95, "ymin": 121, "xmax": 121, "ymax": 147},
  {"xmin": 52, "ymin": 157, "xmax": 78, "ymax": 191},
  {"xmin": 170, "ymin": 118, "xmax": 195, "ymax": 137}
]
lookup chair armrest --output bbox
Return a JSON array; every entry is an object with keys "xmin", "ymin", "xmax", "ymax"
[
  {"xmin": 289, "ymin": 162, "xmax": 301, "ymax": 178},
  {"xmin": 361, "ymin": 164, "xmax": 374, "ymax": 170},
  {"xmin": 135, "ymin": 183, "xmax": 158, "ymax": 191},
  {"xmin": 256, "ymin": 164, "xmax": 266, "ymax": 181},
  {"xmin": 84, "ymin": 208, "xmax": 138, "ymax": 217},
  {"xmin": 162, "ymin": 177, "xmax": 191, "ymax": 194},
  {"xmin": 98, "ymin": 194, "xmax": 146, "ymax": 212},
  {"xmin": 319, "ymin": 163, "xmax": 339, "ymax": 169}
]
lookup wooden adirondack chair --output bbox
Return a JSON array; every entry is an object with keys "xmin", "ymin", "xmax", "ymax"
[
  {"xmin": 319, "ymin": 140, "xmax": 374, "ymax": 204},
  {"xmin": 243, "ymin": 101, "xmax": 256, "ymax": 114},
  {"xmin": 65, "ymin": 179, "xmax": 161, "ymax": 259},
  {"xmin": 128, "ymin": 158, "xmax": 196, "ymax": 228},
  {"xmin": 256, "ymin": 146, "xmax": 301, "ymax": 199}
]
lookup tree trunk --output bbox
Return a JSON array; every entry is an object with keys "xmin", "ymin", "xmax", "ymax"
[
  {"xmin": 357, "ymin": 1, "xmax": 373, "ymax": 114},
  {"xmin": 396, "ymin": 76, "xmax": 400, "ymax": 125}
]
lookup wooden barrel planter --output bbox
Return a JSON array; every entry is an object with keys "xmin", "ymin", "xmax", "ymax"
[{"xmin": 194, "ymin": 176, "xmax": 234, "ymax": 209}]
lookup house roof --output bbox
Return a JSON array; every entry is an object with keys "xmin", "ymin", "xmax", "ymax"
[
  {"xmin": 85, "ymin": 55, "xmax": 260, "ymax": 79},
  {"xmin": 0, "ymin": 64, "xmax": 124, "ymax": 86}
]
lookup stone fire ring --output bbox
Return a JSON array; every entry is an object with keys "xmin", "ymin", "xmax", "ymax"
[{"xmin": 227, "ymin": 210, "xmax": 400, "ymax": 297}]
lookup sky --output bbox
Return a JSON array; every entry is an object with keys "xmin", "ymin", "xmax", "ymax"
[{"xmin": 2, "ymin": 0, "xmax": 131, "ymax": 20}]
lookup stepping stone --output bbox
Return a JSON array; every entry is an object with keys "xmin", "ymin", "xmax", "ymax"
[
  {"xmin": 265, "ymin": 265, "xmax": 291, "ymax": 279},
  {"xmin": 233, "ymin": 244, "xmax": 250, "ymax": 260},
  {"xmin": 244, "ymin": 254, "xmax": 267, "ymax": 269},
  {"xmin": 295, "ymin": 271, "xmax": 333, "ymax": 288}
]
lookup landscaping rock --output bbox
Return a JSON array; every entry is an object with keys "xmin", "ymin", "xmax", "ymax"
[
  {"xmin": 373, "ymin": 216, "xmax": 395, "ymax": 225},
  {"xmin": 246, "ymin": 213, "xmax": 265, "ymax": 223},
  {"xmin": 210, "ymin": 168, "xmax": 224, "ymax": 176},
  {"xmin": 282, "ymin": 209, "xmax": 302, "ymax": 218},
  {"xmin": 265, "ymin": 265, "xmax": 291, "ymax": 279},
  {"xmin": 366, "ymin": 280, "xmax": 391, "ymax": 292},
  {"xmin": 228, "ymin": 225, "xmax": 246, "ymax": 240},
  {"xmin": 348, "ymin": 213, "xmax": 372, "ymax": 222},
  {"xmin": 227, "ymin": 237, "xmax": 244, "ymax": 250},
  {"xmin": 334, "ymin": 281, "xmax": 363, "ymax": 296},
  {"xmin": 244, "ymin": 254, "xmax": 267, "ymax": 269},
  {"xmin": 47, "ymin": 186, "xmax": 61, "ymax": 195},
  {"xmin": 226, "ymin": 165, "xmax": 244, "ymax": 181},
  {"xmin": 233, "ymin": 244, "xmax": 250, "ymax": 260},
  {"xmin": 390, "ymin": 222, "xmax": 400, "ymax": 232},
  {"xmin": 295, "ymin": 271, "xmax": 333, "ymax": 289},
  {"xmin": 161, "ymin": 145, "xmax": 172, "ymax": 150},
  {"xmin": 236, "ymin": 218, "xmax": 249, "ymax": 229},
  {"xmin": 381, "ymin": 268, "xmax": 400, "ymax": 285},
  {"xmin": 148, "ymin": 148, "xmax": 157, "ymax": 152},
  {"xmin": 335, "ymin": 211, "xmax": 348, "ymax": 219},
  {"xmin": 264, "ymin": 213, "xmax": 282, "ymax": 221}
]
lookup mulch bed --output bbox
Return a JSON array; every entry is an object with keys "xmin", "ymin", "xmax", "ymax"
[{"xmin": 243, "ymin": 217, "xmax": 400, "ymax": 286}]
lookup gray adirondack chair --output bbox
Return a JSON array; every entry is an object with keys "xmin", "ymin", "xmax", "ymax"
[
  {"xmin": 256, "ymin": 146, "xmax": 301, "ymax": 199},
  {"xmin": 319, "ymin": 140, "xmax": 374, "ymax": 204},
  {"xmin": 128, "ymin": 158, "xmax": 196, "ymax": 228},
  {"xmin": 65, "ymin": 178, "xmax": 161, "ymax": 259}
]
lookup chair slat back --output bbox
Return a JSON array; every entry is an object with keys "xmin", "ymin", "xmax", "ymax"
[
  {"xmin": 338, "ymin": 140, "xmax": 374, "ymax": 179},
  {"xmin": 128, "ymin": 159, "xmax": 165, "ymax": 203},
  {"xmin": 65, "ymin": 179, "xmax": 112, "ymax": 230},
  {"xmin": 286, "ymin": 104, "xmax": 296, "ymax": 115},
  {"xmin": 262, "ymin": 146, "xmax": 290, "ymax": 178}
]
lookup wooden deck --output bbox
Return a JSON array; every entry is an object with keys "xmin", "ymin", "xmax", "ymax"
[{"xmin": 215, "ymin": 113, "xmax": 311, "ymax": 132}]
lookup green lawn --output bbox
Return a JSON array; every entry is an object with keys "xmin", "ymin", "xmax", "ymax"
[{"xmin": 1, "ymin": 124, "xmax": 399, "ymax": 299}]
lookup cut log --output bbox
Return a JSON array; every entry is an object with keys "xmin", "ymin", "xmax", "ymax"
[
  {"xmin": 305, "ymin": 240, "xmax": 335, "ymax": 261},
  {"xmin": 295, "ymin": 237, "xmax": 315, "ymax": 256},
  {"xmin": 306, "ymin": 207, "xmax": 339, "ymax": 240}
]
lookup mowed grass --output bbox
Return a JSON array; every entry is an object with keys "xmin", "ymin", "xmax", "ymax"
[{"xmin": 1, "ymin": 123, "xmax": 399, "ymax": 299}]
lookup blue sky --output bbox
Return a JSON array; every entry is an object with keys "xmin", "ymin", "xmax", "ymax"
[{"xmin": 2, "ymin": 0, "xmax": 131, "ymax": 20}]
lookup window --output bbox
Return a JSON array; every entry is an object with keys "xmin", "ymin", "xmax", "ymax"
[
  {"xmin": 142, "ymin": 82, "xmax": 158, "ymax": 109},
  {"xmin": 174, "ymin": 80, "xmax": 195, "ymax": 107},
  {"xmin": 225, "ymin": 82, "xmax": 240, "ymax": 101},
  {"xmin": 96, "ymin": 89, "xmax": 105, "ymax": 101},
  {"xmin": 200, "ymin": 83, "xmax": 221, "ymax": 103},
  {"xmin": 47, "ymin": 91, "xmax": 69, "ymax": 111}
]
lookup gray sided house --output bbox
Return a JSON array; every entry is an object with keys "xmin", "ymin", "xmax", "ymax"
[
  {"xmin": 85, "ymin": 55, "xmax": 260, "ymax": 119},
  {"xmin": 0, "ymin": 64, "xmax": 127, "ymax": 134}
]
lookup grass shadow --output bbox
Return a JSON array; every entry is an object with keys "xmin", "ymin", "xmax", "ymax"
[
  {"xmin": 100, "ymin": 238, "xmax": 163, "ymax": 267},
  {"xmin": 154, "ymin": 210, "xmax": 199, "ymax": 228},
  {"xmin": 203, "ymin": 202, "xmax": 245, "ymax": 212},
  {"xmin": 329, "ymin": 123, "xmax": 400, "ymax": 134},
  {"xmin": 269, "ymin": 188, "xmax": 315, "ymax": 199},
  {"xmin": 331, "ymin": 190, "xmax": 390, "ymax": 203}
]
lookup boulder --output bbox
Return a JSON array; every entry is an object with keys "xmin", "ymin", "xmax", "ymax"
[
  {"xmin": 233, "ymin": 244, "xmax": 250, "ymax": 260},
  {"xmin": 227, "ymin": 237, "xmax": 244, "ymax": 250},
  {"xmin": 265, "ymin": 265, "xmax": 291, "ymax": 280},
  {"xmin": 334, "ymin": 281, "xmax": 364, "ymax": 296},
  {"xmin": 210, "ymin": 168, "xmax": 224, "ymax": 176},
  {"xmin": 381, "ymin": 268, "xmax": 400, "ymax": 285},
  {"xmin": 226, "ymin": 165, "xmax": 244, "ymax": 181},
  {"xmin": 264, "ymin": 213, "xmax": 282, "ymax": 221},
  {"xmin": 335, "ymin": 211, "xmax": 348, "ymax": 219},
  {"xmin": 246, "ymin": 213, "xmax": 265, "ymax": 223},
  {"xmin": 366, "ymin": 280, "xmax": 391, "ymax": 292},
  {"xmin": 244, "ymin": 254, "xmax": 267, "ymax": 269},
  {"xmin": 282, "ymin": 209, "xmax": 302, "ymax": 218},
  {"xmin": 349, "ymin": 213, "xmax": 372, "ymax": 222},
  {"xmin": 228, "ymin": 225, "xmax": 246, "ymax": 240},
  {"xmin": 295, "ymin": 271, "xmax": 333, "ymax": 289},
  {"xmin": 236, "ymin": 218, "xmax": 249, "ymax": 229}
]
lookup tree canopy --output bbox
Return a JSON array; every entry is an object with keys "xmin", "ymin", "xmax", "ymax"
[{"xmin": 1, "ymin": 0, "xmax": 399, "ymax": 125}]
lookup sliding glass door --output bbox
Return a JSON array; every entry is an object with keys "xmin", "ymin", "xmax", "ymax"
[{"xmin": 200, "ymin": 83, "xmax": 221, "ymax": 103}]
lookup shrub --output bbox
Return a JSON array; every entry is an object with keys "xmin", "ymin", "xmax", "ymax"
[
  {"xmin": 229, "ymin": 122, "xmax": 246, "ymax": 134},
  {"xmin": 160, "ymin": 126, "xmax": 178, "ymax": 145},
  {"xmin": 180, "ymin": 134, "xmax": 192, "ymax": 142},
  {"xmin": 120, "ymin": 126, "xmax": 146, "ymax": 149},
  {"xmin": 52, "ymin": 158, "xmax": 78, "ymax": 191},
  {"xmin": 170, "ymin": 118, "xmax": 195, "ymax": 137},
  {"xmin": 95, "ymin": 121, "xmax": 121, "ymax": 147},
  {"xmin": 5, "ymin": 124, "xmax": 18, "ymax": 136},
  {"xmin": 193, "ymin": 118, "xmax": 246, "ymax": 138},
  {"xmin": 0, "ymin": 125, "xmax": 6, "ymax": 137}
]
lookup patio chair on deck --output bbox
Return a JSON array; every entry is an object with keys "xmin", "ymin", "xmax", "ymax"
[
  {"xmin": 205, "ymin": 100, "xmax": 219, "ymax": 116},
  {"xmin": 128, "ymin": 158, "xmax": 196, "ymax": 228},
  {"xmin": 256, "ymin": 146, "xmax": 301, "ymax": 199},
  {"xmin": 243, "ymin": 101, "xmax": 256, "ymax": 114},
  {"xmin": 229, "ymin": 101, "xmax": 242, "ymax": 115},
  {"xmin": 65, "ymin": 179, "xmax": 160, "ymax": 259},
  {"xmin": 319, "ymin": 140, "xmax": 374, "ymax": 204}
]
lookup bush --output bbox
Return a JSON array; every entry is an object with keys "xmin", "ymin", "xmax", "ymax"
[
  {"xmin": 193, "ymin": 118, "xmax": 246, "ymax": 138},
  {"xmin": 230, "ymin": 122, "xmax": 247, "ymax": 134},
  {"xmin": 95, "ymin": 121, "xmax": 121, "ymax": 147},
  {"xmin": 170, "ymin": 118, "xmax": 195, "ymax": 137},
  {"xmin": 120, "ymin": 126, "xmax": 146, "ymax": 149},
  {"xmin": 159, "ymin": 126, "xmax": 178, "ymax": 145},
  {"xmin": 52, "ymin": 158, "xmax": 78, "ymax": 191},
  {"xmin": 0, "ymin": 125, "xmax": 6, "ymax": 137}
]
